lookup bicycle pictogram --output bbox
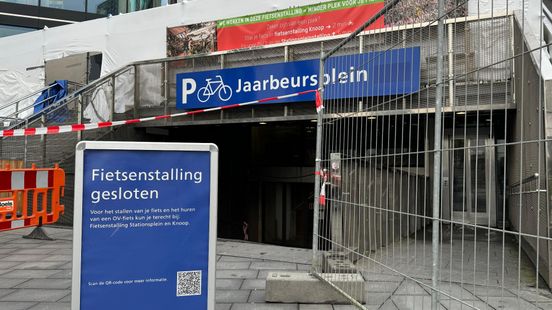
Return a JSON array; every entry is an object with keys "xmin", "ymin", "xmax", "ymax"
[{"xmin": 197, "ymin": 75, "xmax": 232, "ymax": 103}]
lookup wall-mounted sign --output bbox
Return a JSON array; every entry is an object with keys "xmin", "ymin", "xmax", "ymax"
[
  {"xmin": 167, "ymin": 0, "xmax": 385, "ymax": 56},
  {"xmin": 216, "ymin": 0, "xmax": 384, "ymax": 51},
  {"xmin": 72, "ymin": 141, "xmax": 218, "ymax": 310},
  {"xmin": 176, "ymin": 47, "xmax": 421, "ymax": 110}
]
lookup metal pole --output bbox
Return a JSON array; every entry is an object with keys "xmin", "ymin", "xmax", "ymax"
[
  {"xmin": 163, "ymin": 61, "xmax": 169, "ymax": 124},
  {"xmin": 134, "ymin": 65, "xmax": 140, "ymax": 118},
  {"xmin": 110, "ymin": 75, "xmax": 116, "ymax": 122},
  {"xmin": 77, "ymin": 94, "xmax": 83, "ymax": 141},
  {"xmin": 432, "ymin": 0, "xmax": 445, "ymax": 308},
  {"xmin": 312, "ymin": 48, "xmax": 325, "ymax": 273},
  {"xmin": 41, "ymin": 114, "xmax": 47, "ymax": 167}
]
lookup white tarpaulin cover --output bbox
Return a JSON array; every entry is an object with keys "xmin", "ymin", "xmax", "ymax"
[
  {"xmin": 0, "ymin": 0, "xmax": 536, "ymax": 121},
  {"xmin": 0, "ymin": 0, "xmax": 324, "ymax": 120}
]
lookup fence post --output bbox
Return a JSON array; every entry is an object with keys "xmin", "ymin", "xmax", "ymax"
[
  {"xmin": 41, "ymin": 114, "xmax": 47, "ymax": 166},
  {"xmin": 110, "ymin": 75, "xmax": 115, "ymax": 123},
  {"xmin": 77, "ymin": 94, "xmax": 83, "ymax": 141},
  {"xmin": 312, "ymin": 49, "xmax": 325, "ymax": 273},
  {"xmin": 24, "ymin": 119, "xmax": 28, "ymax": 167},
  {"xmin": 164, "ymin": 61, "xmax": 169, "ymax": 124},
  {"xmin": 134, "ymin": 65, "xmax": 140, "ymax": 118},
  {"xmin": 432, "ymin": 0, "xmax": 445, "ymax": 308}
]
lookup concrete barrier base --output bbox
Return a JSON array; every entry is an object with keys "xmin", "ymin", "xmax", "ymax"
[{"xmin": 265, "ymin": 271, "xmax": 365, "ymax": 304}]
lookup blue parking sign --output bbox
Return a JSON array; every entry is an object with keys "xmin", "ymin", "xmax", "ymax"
[{"xmin": 72, "ymin": 142, "xmax": 218, "ymax": 310}]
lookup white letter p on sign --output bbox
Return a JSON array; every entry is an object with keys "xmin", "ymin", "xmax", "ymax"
[{"xmin": 181, "ymin": 78, "xmax": 197, "ymax": 104}]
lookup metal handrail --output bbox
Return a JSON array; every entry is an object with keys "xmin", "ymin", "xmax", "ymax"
[
  {"xmin": 0, "ymin": 84, "xmax": 55, "ymax": 112},
  {"xmin": 3, "ymin": 69, "xmax": 132, "ymax": 130},
  {"xmin": 2, "ymin": 12, "xmax": 515, "ymax": 133},
  {"xmin": 0, "ymin": 94, "xmax": 58, "ymax": 120},
  {"xmin": 509, "ymin": 173, "xmax": 540, "ymax": 188}
]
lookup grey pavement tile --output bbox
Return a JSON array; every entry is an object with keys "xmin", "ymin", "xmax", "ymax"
[
  {"xmin": 42, "ymin": 255, "xmax": 72, "ymax": 262},
  {"xmin": 37, "ymin": 244, "xmax": 72, "ymax": 249},
  {"xmin": 362, "ymin": 272, "xmax": 404, "ymax": 282},
  {"xmin": 0, "ymin": 289, "xmax": 68, "ymax": 302},
  {"xmin": 378, "ymin": 299, "xmax": 399, "ymax": 310},
  {"xmin": 391, "ymin": 296, "xmax": 446, "ymax": 310},
  {"xmin": 537, "ymin": 302, "xmax": 552, "ymax": 310},
  {"xmin": 0, "ymin": 301, "xmax": 38, "ymax": 310},
  {"xmin": 1, "ymin": 243, "xmax": 47, "ymax": 249},
  {"xmin": 485, "ymin": 296, "xmax": 541, "ymax": 310},
  {"xmin": 420, "ymin": 281, "xmax": 476, "ymax": 300},
  {"xmin": 242, "ymin": 279, "xmax": 266, "ymax": 290},
  {"xmin": 248, "ymin": 290, "xmax": 265, "ymax": 303},
  {"xmin": 216, "ymin": 279, "xmax": 243, "ymax": 290},
  {"xmin": 48, "ymin": 270, "xmax": 71, "ymax": 279},
  {"xmin": 15, "ymin": 279, "xmax": 71, "ymax": 289},
  {"xmin": 10, "ymin": 249, "xmax": 57, "ymax": 255},
  {"xmin": 216, "ymin": 289, "xmax": 250, "ymax": 303},
  {"xmin": 439, "ymin": 300, "xmax": 495, "ymax": 310},
  {"xmin": 0, "ymin": 279, "xmax": 29, "ymax": 289},
  {"xmin": 298, "ymin": 305, "xmax": 332, "ymax": 310},
  {"xmin": 52, "ymin": 249, "xmax": 72, "ymax": 255},
  {"xmin": 258, "ymin": 270, "xmax": 299, "ymax": 279},
  {"xmin": 517, "ymin": 290, "xmax": 552, "ymax": 303},
  {"xmin": 365, "ymin": 292, "xmax": 391, "ymax": 306},
  {"xmin": 250, "ymin": 262, "xmax": 297, "ymax": 270},
  {"xmin": 297, "ymin": 264, "xmax": 310, "ymax": 271},
  {"xmin": 59, "ymin": 263, "xmax": 72, "ymax": 270},
  {"xmin": 1, "ymin": 269, "xmax": 62, "ymax": 279},
  {"xmin": 463, "ymin": 285, "xmax": 516, "ymax": 297},
  {"xmin": 0, "ymin": 249, "xmax": 17, "ymax": 255},
  {"xmin": 27, "ymin": 302, "xmax": 70, "ymax": 310},
  {"xmin": 6, "ymin": 239, "xmax": 45, "ymax": 245},
  {"xmin": 58, "ymin": 295, "xmax": 70, "ymax": 303},
  {"xmin": 216, "ymin": 304, "xmax": 232, "ymax": 310},
  {"xmin": 298, "ymin": 304, "xmax": 333, "ymax": 309},
  {"xmin": 217, "ymin": 261, "xmax": 252, "ymax": 270},
  {"xmin": 230, "ymin": 304, "xmax": 297, "ymax": 310},
  {"xmin": 394, "ymin": 281, "xmax": 429, "ymax": 296},
  {"xmin": 13, "ymin": 261, "xmax": 67, "ymax": 270},
  {"xmin": 0, "ymin": 269, "xmax": 11, "ymax": 275},
  {"xmin": 219, "ymin": 256, "xmax": 261, "ymax": 262},
  {"xmin": 216, "ymin": 270, "xmax": 258, "ymax": 279},
  {"xmin": 332, "ymin": 305, "xmax": 359, "ymax": 310},
  {"xmin": 0, "ymin": 289, "xmax": 17, "ymax": 299},
  {"xmin": 2, "ymin": 255, "xmax": 49, "ymax": 262},
  {"xmin": 0, "ymin": 261, "xmax": 23, "ymax": 269},
  {"xmin": 365, "ymin": 281, "xmax": 400, "ymax": 293}
]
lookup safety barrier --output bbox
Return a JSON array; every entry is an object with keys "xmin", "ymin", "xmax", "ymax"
[{"xmin": 0, "ymin": 163, "xmax": 65, "ymax": 232}]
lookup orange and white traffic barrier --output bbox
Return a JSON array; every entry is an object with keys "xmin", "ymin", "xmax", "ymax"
[{"xmin": 0, "ymin": 163, "xmax": 65, "ymax": 231}]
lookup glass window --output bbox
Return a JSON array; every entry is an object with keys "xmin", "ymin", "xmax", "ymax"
[
  {"xmin": 128, "ymin": 0, "xmax": 161, "ymax": 12},
  {"xmin": 0, "ymin": 25, "xmax": 35, "ymax": 38},
  {"xmin": 40, "ymin": 0, "xmax": 85, "ymax": 11},
  {"xmin": 0, "ymin": 1, "xmax": 38, "ymax": 5},
  {"xmin": 87, "ymin": 0, "xmax": 127, "ymax": 15}
]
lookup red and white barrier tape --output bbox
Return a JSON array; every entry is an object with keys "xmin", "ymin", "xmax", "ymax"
[{"xmin": 1, "ymin": 90, "xmax": 320, "ymax": 138}]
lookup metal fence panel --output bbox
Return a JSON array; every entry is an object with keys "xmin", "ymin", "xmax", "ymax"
[{"xmin": 312, "ymin": 2, "xmax": 552, "ymax": 309}]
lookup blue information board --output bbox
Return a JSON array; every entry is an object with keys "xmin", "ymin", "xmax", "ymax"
[
  {"xmin": 176, "ymin": 46, "xmax": 421, "ymax": 110},
  {"xmin": 72, "ymin": 142, "xmax": 218, "ymax": 310}
]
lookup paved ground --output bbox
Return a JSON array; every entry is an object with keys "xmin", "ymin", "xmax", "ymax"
[
  {"xmin": 0, "ymin": 226, "xmax": 355, "ymax": 310},
  {"xmin": 357, "ymin": 227, "xmax": 552, "ymax": 309},
  {"xmin": 1, "ymin": 226, "xmax": 552, "ymax": 309}
]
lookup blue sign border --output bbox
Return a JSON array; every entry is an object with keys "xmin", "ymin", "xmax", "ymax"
[
  {"xmin": 176, "ymin": 47, "xmax": 421, "ymax": 110},
  {"xmin": 72, "ymin": 141, "xmax": 218, "ymax": 310}
]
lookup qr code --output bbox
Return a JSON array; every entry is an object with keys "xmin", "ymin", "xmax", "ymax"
[{"xmin": 176, "ymin": 270, "xmax": 202, "ymax": 297}]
